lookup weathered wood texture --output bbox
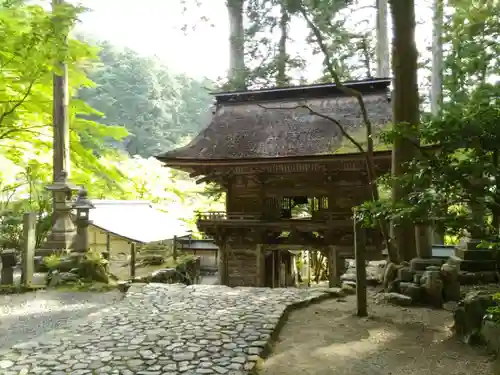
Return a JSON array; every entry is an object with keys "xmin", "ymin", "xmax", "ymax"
[{"xmin": 226, "ymin": 247, "xmax": 257, "ymax": 287}]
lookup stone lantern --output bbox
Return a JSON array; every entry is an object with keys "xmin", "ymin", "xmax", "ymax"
[
  {"xmin": 38, "ymin": 170, "xmax": 78, "ymax": 256},
  {"xmin": 72, "ymin": 188, "xmax": 94, "ymax": 254}
]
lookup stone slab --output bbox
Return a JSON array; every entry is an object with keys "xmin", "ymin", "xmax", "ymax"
[
  {"xmin": 455, "ymin": 248, "xmax": 495, "ymax": 261},
  {"xmin": 460, "ymin": 260, "xmax": 497, "ymax": 272},
  {"xmin": 0, "ymin": 284, "xmax": 335, "ymax": 375}
]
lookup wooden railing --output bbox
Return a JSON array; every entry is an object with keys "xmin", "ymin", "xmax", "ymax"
[
  {"xmin": 196, "ymin": 211, "xmax": 261, "ymax": 221},
  {"xmin": 196, "ymin": 211, "xmax": 351, "ymax": 222}
]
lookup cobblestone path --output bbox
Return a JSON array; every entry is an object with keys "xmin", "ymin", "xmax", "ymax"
[{"xmin": 0, "ymin": 283, "xmax": 333, "ymax": 375}]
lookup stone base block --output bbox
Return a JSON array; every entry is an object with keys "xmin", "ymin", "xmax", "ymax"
[{"xmin": 410, "ymin": 257, "xmax": 445, "ymax": 271}]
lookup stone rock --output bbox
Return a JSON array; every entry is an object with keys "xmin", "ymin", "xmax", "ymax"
[
  {"xmin": 340, "ymin": 262, "xmax": 383, "ymax": 286},
  {"xmin": 117, "ymin": 281, "xmax": 131, "ymax": 293},
  {"xmin": 421, "ymin": 269, "xmax": 443, "ymax": 308},
  {"xmin": 443, "ymin": 301, "xmax": 459, "ymax": 311},
  {"xmin": 34, "ymin": 256, "xmax": 48, "ymax": 272},
  {"xmin": 341, "ymin": 282, "xmax": 356, "ymax": 295},
  {"xmin": 440, "ymin": 263, "xmax": 461, "ymax": 302},
  {"xmin": 481, "ymin": 319, "xmax": 500, "ymax": 353},
  {"xmin": 397, "ymin": 267, "xmax": 414, "ymax": 282},
  {"xmin": 446, "ymin": 255, "xmax": 462, "ymax": 270},
  {"xmin": 379, "ymin": 292, "xmax": 412, "ymax": 306},
  {"xmin": 453, "ymin": 291, "xmax": 494, "ymax": 343},
  {"xmin": 387, "ymin": 279, "xmax": 400, "ymax": 293},
  {"xmin": 399, "ymin": 282, "xmax": 422, "ymax": 302},
  {"xmin": 382, "ymin": 262, "xmax": 398, "ymax": 288},
  {"xmin": 409, "ymin": 257, "xmax": 443, "ymax": 272},
  {"xmin": 151, "ymin": 268, "xmax": 177, "ymax": 283},
  {"xmin": 340, "ymin": 270, "xmax": 356, "ymax": 283}
]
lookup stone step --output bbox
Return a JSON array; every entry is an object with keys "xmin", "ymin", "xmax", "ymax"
[
  {"xmin": 460, "ymin": 259, "xmax": 497, "ymax": 272},
  {"xmin": 455, "ymin": 248, "xmax": 495, "ymax": 261}
]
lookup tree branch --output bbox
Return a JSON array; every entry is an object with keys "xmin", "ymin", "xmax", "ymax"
[
  {"xmin": 298, "ymin": 4, "xmax": 398, "ymax": 263},
  {"xmin": 0, "ymin": 79, "xmax": 36, "ymax": 127},
  {"xmin": 256, "ymin": 103, "xmax": 365, "ymax": 154}
]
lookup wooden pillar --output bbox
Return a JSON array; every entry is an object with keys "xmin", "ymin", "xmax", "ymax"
[
  {"xmin": 255, "ymin": 244, "xmax": 266, "ymax": 287},
  {"xmin": 130, "ymin": 242, "xmax": 136, "ymax": 279},
  {"xmin": 276, "ymin": 249, "xmax": 282, "ymax": 287},
  {"xmin": 271, "ymin": 250, "xmax": 276, "ymax": 288},
  {"xmin": 173, "ymin": 235, "xmax": 178, "ymax": 261},
  {"xmin": 327, "ymin": 245, "xmax": 341, "ymax": 287},
  {"xmin": 307, "ymin": 250, "xmax": 311, "ymax": 287},
  {"xmin": 354, "ymin": 217, "xmax": 368, "ymax": 317},
  {"xmin": 218, "ymin": 243, "xmax": 229, "ymax": 286}
]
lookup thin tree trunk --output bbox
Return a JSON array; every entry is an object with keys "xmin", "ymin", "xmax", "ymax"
[
  {"xmin": 376, "ymin": 0, "xmax": 390, "ymax": 77},
  {"xmin": 389, "ymin": 0, "xmax": 419, "ymax": 261},
  {"xmin": 227, "ymin": 0, "xmax": 246, "ymax": 90},
  {"xmin": 276, "ymin": 1, "xmax": 289, "ymax": 87},
  {"xmin": 430, "ymin": 0, "xmax": 443, "ymax": 116}
]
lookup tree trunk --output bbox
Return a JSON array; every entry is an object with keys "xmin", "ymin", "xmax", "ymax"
[
  {"xmin": 227, "ymin": 0, "xmax": 246, "ymax": 90},
  {"xmin": 276, "ymin": 2, "xmax": 289, "ymax": 87},
  {"xmin": 389, "ymin": 0, "xmax": 419, "ymax": 261},
  {"xmin": 430, "ymin": 0, "xmax": 443, "ymax": 116},
  {"xmin": 376, "ymin": 0, "xmax": 390, "ymax": 77}
]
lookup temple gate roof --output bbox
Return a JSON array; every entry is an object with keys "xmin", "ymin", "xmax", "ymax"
[{"xmin": 156, "ymin": 78, "xmax": 392, "ymax": 164}]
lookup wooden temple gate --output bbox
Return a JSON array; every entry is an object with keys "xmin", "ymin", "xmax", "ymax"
[{"xmin": 156, "ymin": 78, "xmax": 394, "ymax": 287}]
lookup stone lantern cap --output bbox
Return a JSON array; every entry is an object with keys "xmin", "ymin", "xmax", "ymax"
[
  {"xmin": 45, "ymin": 170, "xmax": 79, "ymax": 192},
  {"xmin": 72, "ymin": 188, "xmax": 95, "ymax": 210}
]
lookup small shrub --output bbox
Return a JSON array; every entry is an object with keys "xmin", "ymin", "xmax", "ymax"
[
  {"xmin": 43, "ymin": 253, "xmax": 63, "ymax": 270},
  {"xmin": 486, "ymin": 293, "xmax": 500, "ymax": 323}
]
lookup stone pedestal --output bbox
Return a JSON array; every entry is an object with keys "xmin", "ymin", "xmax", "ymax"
[
  {"xmin": 37, "ymin": 171, "xmax": 78, "ymax": 256},
  {"xmin": 455, "ymin": 238, "xmax": 496, "ymax": 273},
  {"xmin": 415, "ymin": 223, "xmax": 432, "ymax": 258}
]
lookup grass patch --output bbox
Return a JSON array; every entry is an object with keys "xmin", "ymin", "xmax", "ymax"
[{"xmin": 0, "ymin": 284, "xmax": 44, "ymax": 295}]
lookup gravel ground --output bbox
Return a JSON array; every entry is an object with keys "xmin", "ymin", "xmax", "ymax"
[
  {"xmin": 0, "ymin": 289, "xmax": 123, "ymax": 350},
  {"xmin": 258, "ymin": 290, "xmax": 493, "ymax": 375}
]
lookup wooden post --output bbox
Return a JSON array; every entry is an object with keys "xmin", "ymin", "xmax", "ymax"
[
  {"xmin": 255, "ymin": 244, "xmax": 265, "ymax": 287},
  {"xmin": 277, "ymin": 249, "xmax": 282, "ymax": 287},
  {"xmin": 354, "ymin": 216, "xmax": 368, "ymax": 317},
  {"xmin": 328, "ymin": 245, "xmax": 340, "ymax": 287},
  {"xmin": 218, "ymin": 243, "xmax": 228, "ymax": 285},
  {"xmin": 130, "ymin": 242, "xmax": 136, "ymax": 279},
  {"xmin": 307, "ymin": 250, "xmax": 311, "ymax": 287},
  {"xmin": 21, "ymin": 213, "xmax": 37, "ymax": 287},
  {"xmin": 173, "ymin": 235, "xmax": 178, "ymax": 261},
  {"xmin": 271, "ymin": 250, "xmax": 276, "ymax": 288}
]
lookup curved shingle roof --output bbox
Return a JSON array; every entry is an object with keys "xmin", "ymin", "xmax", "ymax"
[{"xmin": 157, "ymin": 80, "xmax": 392, "ymax": 161}]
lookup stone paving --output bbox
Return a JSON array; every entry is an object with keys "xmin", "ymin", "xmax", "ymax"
[{"xmin": 0, "ymin": 283, "xmax": 336, "ymax": 375}]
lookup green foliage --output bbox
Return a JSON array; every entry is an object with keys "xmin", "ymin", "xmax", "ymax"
[
  {"xmin": 486, "ymin": 293, "xmax": 500, "ymax": 323},
  {"xmin": 77, "ymin": 41, "xmax": 214, "ymax": 158},
  {"xmin": 43, "ymin": 253, "xmax": 62, "ymax": 270},
  {"xmin": 0, "ymin": 2, "xmax": 223, "ymax": 249},
  {"xmin": 358, "ymin": 86, "xmax": 500, "ymax": 237}
]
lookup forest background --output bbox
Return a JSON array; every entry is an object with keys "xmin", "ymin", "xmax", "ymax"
[{"xmin": 0, "ymin": 0, "xmax": 498, "ymax": 252}]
